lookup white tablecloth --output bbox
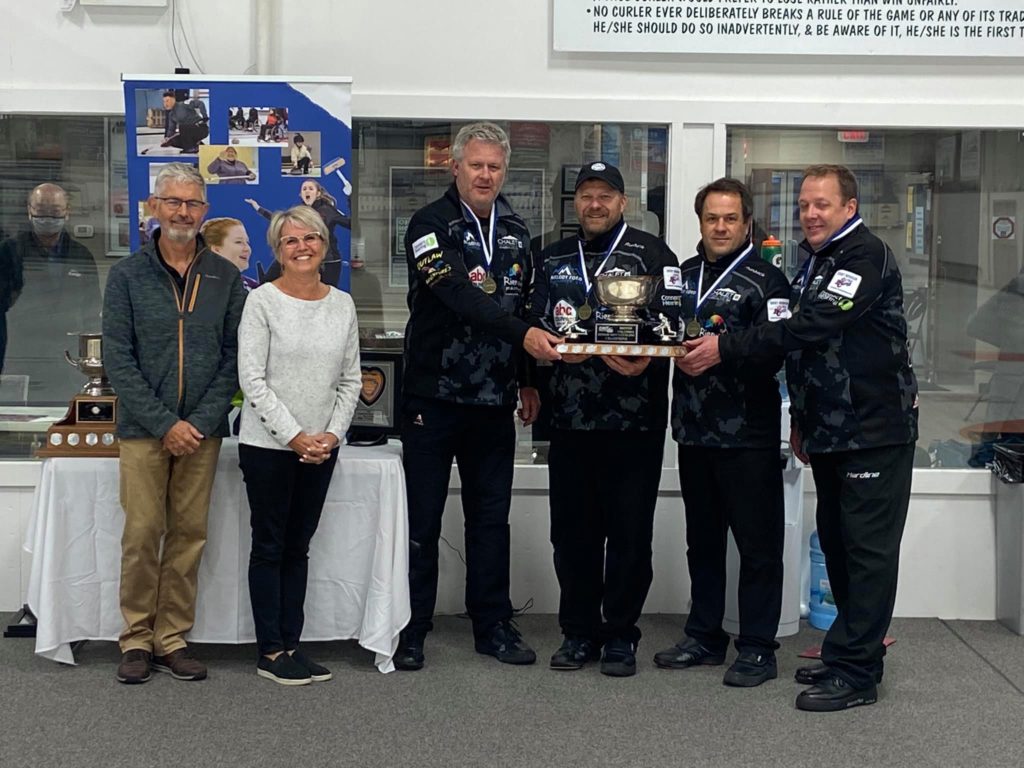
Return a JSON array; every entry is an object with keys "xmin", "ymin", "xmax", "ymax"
[{"xmin": 23, "ymin": 439, "xmax": 410, "ymax": 672}]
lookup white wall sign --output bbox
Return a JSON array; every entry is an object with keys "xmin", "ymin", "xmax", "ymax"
[{"xmin": 554, "ymin": 0, "xmax": 1024, "ymax": 57}]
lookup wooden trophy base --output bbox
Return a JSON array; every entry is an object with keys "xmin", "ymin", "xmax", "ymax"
[
  {"xmin": 556, "ymin": 342, "xmax": 687, "ymax": 358},
  {"xmin": 36, "ymin": 395, "xmax": 119, "ymax": 458}
]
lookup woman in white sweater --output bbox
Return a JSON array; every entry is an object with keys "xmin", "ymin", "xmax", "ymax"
[{"xmin": 237, "ymin": 204, "xmax": 361, "ymax": 685}]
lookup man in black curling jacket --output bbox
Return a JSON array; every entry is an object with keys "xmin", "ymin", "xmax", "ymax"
[
  {"xmin": 680, "ymin": 165, "xmax": 919, "ymax": 712},
  {"xmin": 653, "ymin": 178, "xmax": 789, "ymax": 688},
  {"xmin": 395, "ymin": 122, "xmax": 562, "ymax": 671},
  {"xmin": 529, "ymin": 161, "xmax": 678, "ymax": 677}
]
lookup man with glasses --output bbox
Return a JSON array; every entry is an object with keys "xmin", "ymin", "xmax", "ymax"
[{"xmin": 103, "ymin": 163, "xmax": 246, "ymax": 684}]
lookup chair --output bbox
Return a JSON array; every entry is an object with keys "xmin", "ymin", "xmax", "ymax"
[{"xmin": 904, "ymin": 287, "xmax": 928, "ymax": 368}]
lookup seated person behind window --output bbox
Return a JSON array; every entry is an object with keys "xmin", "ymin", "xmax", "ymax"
[
  {"xmin": 0, "ymin": 183, "xmax": 101, "ymax": 399},
  {"xmin": 206, "ymin": 147, "xmax": 256, "ymax": 185}
]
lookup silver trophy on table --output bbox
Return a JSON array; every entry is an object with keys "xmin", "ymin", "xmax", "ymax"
[{"xmin": 37, "ymin": 332, "xmax": 119, "ymax": 457}]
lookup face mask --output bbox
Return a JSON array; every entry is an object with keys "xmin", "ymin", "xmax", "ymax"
[{"xmin": 31, "ymin": 216, "xmax": 65, "ymax": 236}]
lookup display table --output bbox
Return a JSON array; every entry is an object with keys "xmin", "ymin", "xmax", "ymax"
[{"xmin": 23, "ymin": 439, "xmax": 410, "ymax": 672}]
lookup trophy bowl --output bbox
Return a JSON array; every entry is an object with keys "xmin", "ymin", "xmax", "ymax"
[
  {"xmin": 595, "ymin": 274, "xmax": 657, "ymax": 321},
  {"xmin": 64, "ymin": 332, "xmax": 114, "ymax": 396}
]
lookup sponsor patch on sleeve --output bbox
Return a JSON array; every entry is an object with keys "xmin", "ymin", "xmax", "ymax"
[
  {"xmin": 663, "ymin": 266, "xmax": 682, "ymax": 291},
  {"xmin": 411, "ymin": 232, "xmax": 440, "ymax": 258},
  {"xmin": 826, "ymin": 269, "xmax": 862, "ymax": 299},
  {"xmin": 767, "ymin": 298, "xmax": 790, "ymax": 322}
]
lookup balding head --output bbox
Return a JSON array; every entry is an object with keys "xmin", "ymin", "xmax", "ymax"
[
  {"xmin": 27, "ymin": 183, "xmax": 70, "ymax": 242},
  {"xmin": 28, "ymin": 184, "xmax": 69, "ymax": 216}
]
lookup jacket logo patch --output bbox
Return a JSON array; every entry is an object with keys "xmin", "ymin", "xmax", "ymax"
[
  {"xmin": 412, "ymin": 232, "xmax": 440, "ymax": 258},
  {"xmin": 767, "ymin": 298, "xmax": 790, "ymax": 322},
  {"xmin": 553, "ymin": 299, "xmax": 577, "ymax": 330},
  {"xmin": 827, "ymin": 269, "xmax": 861, "ymax": 299},
  {"xmin": 663, "ymin": 266, "xmax": 682, "ymax": 291},
  {"xmin": 551, "ymin": 264, "xmax": 583, "ymax": 284},
  {"xmin": 845, "ymin": 471, "xmax": 880, "ymax": 479},
  {"xmin": 467, "ymin": 266, "xmax": 486, "ymax": 285},
  {"xmin": 498, "ymin": 235, "xmax": 521, "ymax": 248}
]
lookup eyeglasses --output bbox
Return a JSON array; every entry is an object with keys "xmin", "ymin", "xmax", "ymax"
[
  {"xmin": 279, "ymin": 232, "xmax": 324, "ymax": 248},
  {"xmin": 155, "ymin": 197, "xmax": 207, "ymax": 211}
]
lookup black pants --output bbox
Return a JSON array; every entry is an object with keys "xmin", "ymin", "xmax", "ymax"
[
  {"xmin": 810, "ymin": 443, "xmax": 914, "ymax": 689},
  {"xmin": 679, "ymin": 445, "xmax": 784, "ymax": 654},
  {"xmin": 295, "ymin": 156, "xmax": 311, "ymax": 174},
  {"xmin": 401, "ymin": 395, "xmax": 515, "ymax": 638},
  {"xmin": 549, "ymin": 429, "xmax": 663, "ymax": 644},
  {"xmin": 165, "ymin": 122, "xmax": 208, "ymax": 152},
  {"xmin": 239, "ymin": 443, "xmax": 338, "ymax": 656}
]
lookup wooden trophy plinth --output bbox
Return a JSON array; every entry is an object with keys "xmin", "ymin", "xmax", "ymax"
[{"xmin": 36, "ymin": 395, "xmax": 119, "ymax": 458}]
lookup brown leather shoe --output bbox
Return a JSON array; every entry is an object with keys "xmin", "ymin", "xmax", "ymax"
[
  {"xmin": 152, "ymin": 647, "xmax": 207, "ymax": 681},
  {"xmin": 116, "ymin": 649, "xmax": 152, "ymax": 684}
]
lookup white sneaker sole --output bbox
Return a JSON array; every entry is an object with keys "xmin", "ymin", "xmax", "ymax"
[{"xmin": 257, "ymin": 668, "xmax": 311, "ymax": 686}]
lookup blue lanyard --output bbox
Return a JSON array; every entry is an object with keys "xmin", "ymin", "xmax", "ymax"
[{"xmin": 577, "ymin": 221, "xmax": 627, "ymax": 295}]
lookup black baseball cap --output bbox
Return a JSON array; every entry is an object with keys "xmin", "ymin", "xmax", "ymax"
[{"xmin": 575, "ymin": 162, "xmax": 625, "ymax": 194}]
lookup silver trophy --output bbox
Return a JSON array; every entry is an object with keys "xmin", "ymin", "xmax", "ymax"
[
  {"xmin": 593, "ymin": 274, "xmax": 658, "ymax": 344},
  {"xmin": 64, "ymin": 332, "xmax": 115, "ymax": 397}
]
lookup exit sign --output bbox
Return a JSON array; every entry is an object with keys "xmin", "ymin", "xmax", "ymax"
[{"xmin": 838, "ymin": 131, "xmax": 870, "ymax": 143}]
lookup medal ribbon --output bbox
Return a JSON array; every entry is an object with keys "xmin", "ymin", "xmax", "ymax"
[
  {"xmin": 693, "ymin": 243, "xmax": 753, "ymax": 317},
  {"xmin": 460, "ymin": 201, "xmax": 496, "ymax": 272},
  {"xmin": 577, "ymin": 221, "xmax": 628, "ymax": 296}
]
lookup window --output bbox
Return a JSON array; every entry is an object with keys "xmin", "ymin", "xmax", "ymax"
[{"xmin": 728, "ymin": 127, "xmax": 1024, "ymax": 468}]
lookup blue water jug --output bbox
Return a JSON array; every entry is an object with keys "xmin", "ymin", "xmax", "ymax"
[{"xmin": 809, "ymin": 531, "xmax": 837, "ymax": 631}]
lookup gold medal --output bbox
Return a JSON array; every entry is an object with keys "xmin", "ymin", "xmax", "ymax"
[
  {"xmin": 577, "ymin": 303, "xmax": 592, "ymax": 320},
  {"xmin": 481, "ymin": 276, "xmax": 497, "ymax": 294},
  {"xmin": 685, "ymin": 318, "xmax": 702, "ymax": 339}
]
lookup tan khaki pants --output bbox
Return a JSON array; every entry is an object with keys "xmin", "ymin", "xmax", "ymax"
[{"xmin": 118, "ymin": 437, "xmax": 221, "ymax": 655}]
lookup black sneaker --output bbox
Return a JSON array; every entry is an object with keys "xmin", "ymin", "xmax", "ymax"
[
  {"xmin": 550, "ymin": 636, "xmax": 601, "ymax": 670},
  {"xmin": 394, "ymin": 630, "xmax": 425, "ymax": 671},
  {"xmin": 289, "ymin": 649, "xmax": 332, "ymax": 682},
  {"xmin": 795, "ymin": 676, "xmax": 878, "ymax": 712},
  {"xmin": 723, "ymin": 651, "xmax": 778, "ymax": 687},
  {"xmin": 257, "ymin": 653, "xmax": 312, "ymax": 686},
  {"xmin": 600, "ymin": 638, "xmax": 637, "ymax": 677},
  {"xmin": 653, "ymin": 637, "xmax": 726, "ymax": 669},
  {"xmin": 475, "ymin": 620, "xmax": 536, "ymax": 665}
]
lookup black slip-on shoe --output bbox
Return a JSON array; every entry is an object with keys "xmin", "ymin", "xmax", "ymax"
[
  {"xmin": 289, "ymin": 649, "xmax": 332, "ymax": 682},
  {"xmin": 257, "ymin": 653, "xmax": 312, "ymax": 686}
]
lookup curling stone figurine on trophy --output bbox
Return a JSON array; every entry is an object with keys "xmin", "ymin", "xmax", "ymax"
[
  {"xmin": 36, "ymin": 332, "xmax": 118, "ymax": 457},
  {"xmin": 555, "ymin": 273, "xmax": 686, "ymax": 358}
]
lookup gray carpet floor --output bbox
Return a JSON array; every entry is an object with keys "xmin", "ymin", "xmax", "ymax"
[{"xmin": 3, "ymin": 613, "xmax": 1024, "ymax": 768}]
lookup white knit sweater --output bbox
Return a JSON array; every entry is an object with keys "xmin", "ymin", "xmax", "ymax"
[{"xmin": 238, "ymin": 282, "xmax": 361, "ymax": 450}]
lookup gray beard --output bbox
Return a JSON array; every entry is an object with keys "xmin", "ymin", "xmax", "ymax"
[{"xmin": 164, "ymin": 225, "xmax": 197, "ymax": 243}]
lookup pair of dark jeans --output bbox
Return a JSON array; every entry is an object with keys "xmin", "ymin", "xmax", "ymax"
[
  {"xmin": 401, "ymin": 395, "xmax": 515, "ymax": 638},
  {"xmin": 239, "ymin": 443, "xmax": 338, "ymax": 656}
]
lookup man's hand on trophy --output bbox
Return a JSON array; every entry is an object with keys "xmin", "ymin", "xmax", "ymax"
[
  {"xmin": 523, "ymin": 327, "xmax": 563, "ymax": 362},
  {"xmin": 162, "ymin": 419, "xmax": 204, "ymax": 456},
  {"xmin": 603, "ymin": 355, "xmax": 651, "ymax": 377},
  {"xmin": 560, "ymin": 354, "xmax": 592, "ymax": 364},
  {"xmin": 676, "ymin": 335, "xmax": 721, "ymax": 376}
]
